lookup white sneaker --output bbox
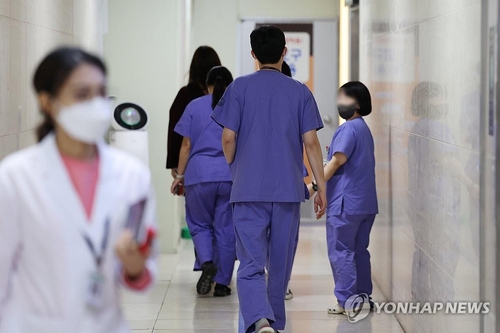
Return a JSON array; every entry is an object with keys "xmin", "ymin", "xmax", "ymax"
[
  {"xmin": 285, "ymin": 289, "xmax": 293, "ymax": 300},
  {"xmin": 257, "ymin": 327, "xmax": 275, "ymax": 333},
  {"xmin": 256, "ymin": 318, "xmax": 275, "ymax": 333},
  {"xmin": 328, "ymin": 303, "xmax": 345, "ymax": 314}
]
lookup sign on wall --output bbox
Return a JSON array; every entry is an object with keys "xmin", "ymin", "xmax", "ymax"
[
  {"xmin": 256, "ymin": 23, "xmax": 314, "ymax": 90},
  {"xmin": 284, "ymin": 32, "xmax": 310, "ymax": 82}
]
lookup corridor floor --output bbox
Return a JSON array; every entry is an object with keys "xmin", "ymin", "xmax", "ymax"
[{"xmin": 122, "ymin": 225, "xmax": 405, "ymax": 333}]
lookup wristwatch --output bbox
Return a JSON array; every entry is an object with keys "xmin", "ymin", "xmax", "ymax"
[{"xmin": 312, "ymin": 182, "xmax": 318, "ymax": 192}]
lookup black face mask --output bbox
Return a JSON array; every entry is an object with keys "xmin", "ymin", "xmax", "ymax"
[{"xmin": 337, "ymin": 104, "xmax": 358, "ymax": 120}]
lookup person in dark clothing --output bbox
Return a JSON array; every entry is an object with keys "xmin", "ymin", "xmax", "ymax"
[{"xmin": 166, "ymin": 46, "xmax": 221, "ymax": 177}]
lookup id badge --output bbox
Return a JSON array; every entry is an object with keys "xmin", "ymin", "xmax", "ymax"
[{"xmin": 86, "ymin": 271, "xmax": 105, "ymax": 311}]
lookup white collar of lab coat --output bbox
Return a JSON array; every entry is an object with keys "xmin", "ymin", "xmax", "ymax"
[
  {"xmin": 39, "ymin": 133, "xmax": 117, "ymax": 236},
  {"xmin": 39, "ymin": 133, "xmax": 112, "ymax": 178}
]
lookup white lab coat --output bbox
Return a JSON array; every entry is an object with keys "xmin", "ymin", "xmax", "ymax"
[{"xmin": 0, "ymin": 134, "xmax": 158, "ymax": 333}]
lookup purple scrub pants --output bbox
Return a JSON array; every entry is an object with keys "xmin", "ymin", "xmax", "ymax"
[
  {"xmin": 185, "ymin": 182, "xmax": 236, "ymax": 286},
  {"xmin": 233, "ymin": 202, "xmax": 300, "ymax": 333},
  {"xmin": 326, "ymin": 213, "xmax": 375, "ymax": 307}
]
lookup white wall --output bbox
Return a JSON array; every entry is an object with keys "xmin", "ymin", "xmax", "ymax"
[
  {"xmin": 73, "ymin": 0, "xmax": 107, "ymax": 54},
  {"xmin": 238, "ymin": 0, "xmax": 339, "ymax": 19},
  {"xmin": 360, "ymin": 0, "xmax": 486, "ymax": 331},
  {"xmin": 191, "ymin": 0, "xmax": 238, "ymax": 73},
  {"xmin": 191, "ymin": 0, "xmax": 340, "ymax": 75},
  {"xmin": 0, "ymin": 0, "xmax": 106, "ymax": 159},
  {"xmin": 104, "ymin": 0, "xmax": 187, "ymax": 253}
]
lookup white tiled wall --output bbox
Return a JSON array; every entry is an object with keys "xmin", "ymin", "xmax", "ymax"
[
  {"xmin": 0, "ymin": 0, "xmax": 76, "ymax": 160},
  {"xmin": 360, "ymin": 0, "xmax": 493, "ymax": 332}
]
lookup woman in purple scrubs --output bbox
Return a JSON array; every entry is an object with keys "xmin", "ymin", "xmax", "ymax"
[
  {"xmin": 170, "ymin": 67, "xmax": 235, "ymax": 297},
  {"xmin": 309, "ymin": 81, "xmax": 378, "ymax": 314}
]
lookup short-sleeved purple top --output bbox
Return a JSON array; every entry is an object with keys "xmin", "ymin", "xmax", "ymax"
[
  {"xmin": 211, "ymin": 70, "xmax": 323, "ymax": 203},
  {"xmin": 327, "ymin": 117, "xmax": 378, "ymax": 215},
  {"xmin": 174, "ymin": 95, "xmax": 231, "ymax": 186}
]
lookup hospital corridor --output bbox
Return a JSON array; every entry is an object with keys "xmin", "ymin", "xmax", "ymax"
[
  {"xmin": 121, "ymin": 227, "xmax": 404, "ymax": 332},
  {"xmin": 0, "ymin": 1, "xmax": 499, "ymax": 333}
]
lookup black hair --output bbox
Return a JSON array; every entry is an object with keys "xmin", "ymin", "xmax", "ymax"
[
  {"xmin": 250, "ymin": 26, "xmax": 286, "ymax": 64},
  {"xmin": 282, "ymin": 61, "xmax": 292, "ymax": 77},
  {"xmin": 189, "ymin": 46, "xmax": 222, "ymax": 92},
  {"xmin": 338, "ymin": 81, "xmax": 372, "ymax": 116},
  {"xmin": 33, "ymin": 47, "xmax": 107, "ymax": 142},
  {"xmin": 206, "ymin": 66, "xmax": 233, "ymax": 109}
]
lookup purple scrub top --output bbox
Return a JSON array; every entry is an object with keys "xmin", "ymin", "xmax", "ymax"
[
  {"xmin": 174, "ymin": 95, "xmax": 232, "ymax": 186},
  {"xmin": 211, "ymin": 70, "xmax": 323, "ymax": 203},
  {"xmin": 327, "ymin": 117, "xmax": 378, "ymax": 215}
]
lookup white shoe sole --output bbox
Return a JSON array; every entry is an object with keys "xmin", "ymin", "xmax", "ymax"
[
  {"xmin": 328, "ymin": 306, "xmax": 345, "ymax": 314},
  {"xmin": 257, "ymin": 328, "xmax": 275, "ymax": 333}
]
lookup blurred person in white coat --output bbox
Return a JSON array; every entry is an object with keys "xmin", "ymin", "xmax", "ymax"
[{"xmin": 0, "ymin": 47, "xmax": 158, "ymax": 333}]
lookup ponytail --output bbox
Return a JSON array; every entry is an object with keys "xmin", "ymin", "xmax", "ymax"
[
  {"xmin": 206, "ymin": 66, "xmax": 233, "ymax": 110},
  {"xmin": 36, "ymin": 114, "xmax": 55, "ymax": 142},
  {"xmin": 212, "ymin": 76, "xmax": 225, "ymax": 109}
]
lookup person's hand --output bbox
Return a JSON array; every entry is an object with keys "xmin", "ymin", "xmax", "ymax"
[
  {"xmin": 115, "ymin": 230, "xmax": 149, "ymax": 278},
  {"xmin": 171, "ymin": 178, "xmax": 184, "ymax": 195},
  {"xmin": 170, "ymin": 168, "xmax": 178, "ymax": 179},
  {"xmin": 307, "ymin": 183, "xmax": 315, "ymax": 198},
  {"xmin": 314, "ymin": 190, "xmax": 327, "ymax": 220}
]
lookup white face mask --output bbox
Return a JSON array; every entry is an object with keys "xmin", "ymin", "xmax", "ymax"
[{"xmin": 56, "ymin": 97, "xmax": 112, "ymax": 144}]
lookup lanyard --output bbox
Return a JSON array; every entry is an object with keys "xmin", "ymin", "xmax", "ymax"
[
  {"xmin": 83, "ymin": 219, "xmax": 110, "ymax": 268},
  {"xmin": 260, "ymin": 66, "xmax": 281, "ymax": 72}
]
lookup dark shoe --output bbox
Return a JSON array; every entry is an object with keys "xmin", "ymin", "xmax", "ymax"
[
  {"xmin": 213, "ymin": 283, "xmax": 231, "ymax": 297},
  {"xmin": 197, "ymin": 261, "xmax": 217, "ymax": 295}
]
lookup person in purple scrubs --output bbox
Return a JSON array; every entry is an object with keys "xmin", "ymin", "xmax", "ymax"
[
  {"xmin": 309, "ymin": 81, "xmax": 378, "ymax": 314},
  {"xmin": 211, "ymin": 26, "xmax": 327, "ymax": 333},
  {"xmin": 171, "ymin": 66, "xmax": 235, "ymax": 297}
]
